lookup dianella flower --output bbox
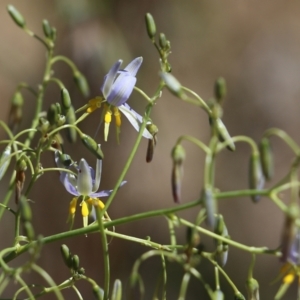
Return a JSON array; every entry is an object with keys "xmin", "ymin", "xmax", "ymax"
[
  {"xmin": 55, "ymin": 151, "xmax": 123, "ymax": 228},
  {"xmin": 87, "ymin": 57, "xmax": 152, "ymax": 142}
]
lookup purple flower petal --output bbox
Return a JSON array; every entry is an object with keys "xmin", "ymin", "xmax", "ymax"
[{"xmin": 124, "ymin": 57, "xmax": 143, "ymax": 76}]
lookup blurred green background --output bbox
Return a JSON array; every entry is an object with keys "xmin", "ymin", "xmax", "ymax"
[{"xmin": 1, "ymin": 0, "xmax": 300, "ymax": 298}]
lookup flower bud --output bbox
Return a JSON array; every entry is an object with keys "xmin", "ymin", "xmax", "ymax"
[
  {"xmin": 42, "ymin": 19, "xmax": 53, "ymax": 39},
  {"xmin": 214, "ymin": 118, "xmax": 235, "ymax": 151},
  {"xmin": 214, "ymin": 77, "xmax": 227, "ymax": 102},
  {"xmin": 92, "ymin": 285, "xmax": 104, "ymax": 300},
  {"xmin": 111, "ymin": 279, "xmax": 122, "ymax": 300},
  {"xmin": 171, "ymin": 145, "xmax": 185, "ymax": 203},
  {"xmin": 213, "ymin": 289, "xmax": 224, "ymax": 300},
  {"xmin": 56, "ymin": 115, "xmax": 66, "ymax": 126},
  {"xmin": 7, "ymin": 5, "xmax": 26, "ymax": 28},
  {"xmin": 8, "ymin": 91, "xmax": 23, "ymax": 131},
  {"xmin": 159, "ymin": 33, "xmax": 167, "ymax": 49},
  {"xmin": 20, "ymin": 196, "xmax": 31, "ymax": 222},
  {"xmin": 234, "ymin": 292, "xmax": 246, "ymax": 300},
  {"xmin": 73, "ymin": 71, "xmax": 90, "ymax": 97},
  {"xmin": 202, "ymin": 187, "xmax": 217, "ymax": 228},
  {"xmin": 160, "ymin": 72, "xmax": 184, "ymax": 98},
  {"xmin": 259, "ymin": 138, "xmax": 273, "ymax": 180},
  {"xmin": 81, "ymin": 135, "xmax": 104, "ymax": 159},
  {"xmin": 246, "ymin": 278, "xmax": 260, "ymax": 300},
  {"xmin": 146, "ymin": 124, "xmax": 158, "ymax": 163},
  {"xmin": 66, "ymin": 105, "xmax": 77, "ymax": 143},
  {"xmin": 0, "ymin": 146, "xmax": 11, "ymax": 181},
  {"xmin": 47, "ymin": 104, "xmax": 59, "ymax": 126},
  {"xmin": 60, "ymin": 244, "xmax": 72, "ymax": 268},
  {"xmin": 145, "ymin": 13, "xmax": 156, "ymax": 39},
  {"xmin": 61, "ymin": 88, "xmax": 72, "ymax": 114},
  {"xmin": 38, "ymin": 117, "xmax": 50, "ymax": 134},
  {"xmin": 249, "ymin": 152, "xmax": 265, "ymax": 202},
  {"xmin": 71, "ymin": 254, "xmax": 80, "ymax": 271}
]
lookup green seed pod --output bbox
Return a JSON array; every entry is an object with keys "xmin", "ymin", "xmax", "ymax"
[
  {"xmin": 42, "ymin": 19, "xmax": 53, "ymax": 39},
  {"xmin": 81, "ymin": 135, "xmax": 104, "ymax": 159},
  {"xmin": 20, "ymin": 196, "xmax": 31, "ymax": 222},
  {"xmin": 73, "ymin": 71, "xmax": 90, "ymax": 97},
  {"xmin": 215, "ymin": 118, "xmax": 235, "ymax": 151},
  {"xmin": 145, "ymin": 13, "xmax": 156, "ymax": 39},
  {"xmin": 246, "ymin": 278, "xmax": 260, "ymax": 300},
  {"xmin": 159, "ymin": 33, "xmax": 167, "ymax": 49},
  {"xmin": 66, "ymin": 105, "xmax": 77, "ymax": 143},
  {"xmin": 249, "ymin": 152, "xmax": 265, "ymax": 202},
  {"xmin": 61, "ymin": 88, "xmax": 71, "ymax": 114},
  {"xmin": 0, "ymin": 146, "xmax": 11, "ymax": 181},
  {"xmin": 259, "ymin": 138, "xmax": 273, "ymax": 180},
  {"xmin": 7, "ymin": 5, "xmax": 26, "ymax": 28},
  {"xmin": 234, "ymin": 292, "xmax": 246, "ymax": 300},
  {"xmin": 92, "ymin": 285, "xmax": 104, "ymax": 300},
  {"xmin": 71, "ymin": 254, "xmax": 80, "ymax": 271},
  {"xmin": 47, "ymin": 104, "xmax": 59, "ymax": 126},
  {"xmin": 160, "ymin": 72, "xmax": 184, "ymax": 97},
  {"xmin": 60, "ymin": 244, "xmax": 72, "ymax": 268},
  {"xmin": 111, "ymin": 279, "xmax": 122, "ymax": 300},
  {"xmin": 214, "ymin": 77, "xmax": 227, "ymax": 102},
  {"xmin": 202, "ymin": 187, "xmax": 216, "ymax": 228},
  {"xmin": 24, "ymin": 221, "xmax": 35, "ymax": 240}
]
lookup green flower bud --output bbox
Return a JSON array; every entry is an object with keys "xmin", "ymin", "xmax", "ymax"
[
  {"xmin": 160, "ymin": 72, "xmax": 184, "ymax": 98},
  {"xmin": 214, "ymin": 215, "xmax": 229, "ymax": 266},
  {"xmin": 60, "ymin": 244, "xmax": 72, "ymax": 268},
  {"xmin": 81, "ymin": 135, "xmax": 104, "ymax": 159},
  {"xmin": 213, "ymin": 289, "xmax": 224, "ymax": 300},
  {"xmin": 249, "ymin": 152, "xmax": 265, "ymax": 202},
  {"xmin": 61, "ymin": 88, "xmax": 72, "ymax": 114},
  {"xmin": 56, "ymin": 115, "xmax": 66, "ymax": 126},
  {"xmin": 66, "ymin": 105, "xmax": 77, "ymax": 143},
  {"xmin": 259, "ymin": 138, "xmax": 273, "ymax": 180},
  {"xmin": 42, "ymin": 19, "xmax": 53, "ymax": 38},
  {"xmin": 71, "ymin": 254, "xmax": 80, "ymax": 271},
  {"xmin": 20, "ymin": 196, "xmax": 31, "ymax": 222},
  {"xmin": 111, "ymin": 279, "xmax": 122, "ymax": 300},
  {"xmin": 145, "ymin": 13, "xmax": 156, "ymax": 39},
  {"xmin": 159, "ymin": 33, "xmax": 167, "ymax": 49},
  {"xmin": 23, "ymin": 221, "xmax": 35, "ymax": 240},
  {"xmin": 172, "ymin": 144, "xmax": 185, "ymax": 164},
  {"xmin": 0, "ymin": 146, "xmax": 11, "ymax": 181},
  {"xmin": 146, "ymin": 124, "xmax": 158, "ymax": 163},
  {"xmin": 74, "ymin": 71, "xmax": 90, "ymax": 97},
  {"xmin": 201, "ymin": 187, "xmax": 216, "ymax": 228},
  {"xmin": 92, "ymin": 285, "xmax": 104, "ymax": 300},
  {"xmin": 47, "ymin": 104, "xmax": 59, "ymax": 126},
  {"xmin": 246, "ymin": 278, "xmax": 260, "ymax": 300},
  {"xmin": 8, "ymin": 91, "xmax": 24, "ymax": 131},
  {"xmin": 214, "ymin": 118, "xmax": 235, "ymax": 151},
  {"xmin": 38, "ymin": 117, "xmax": 50, "ymax": 134},
  {"xmin": 234, "ymin": 292, "xmax": 246, "ymax": 300},
  {"xmin": 78, "ymin": 267, "xmax": 85, "ymax": 275},
  {"xmin": 214, "ymin": 77, "xmax": 227, "ymax": 102},
  {"xmin": 171, "ymin": 144, "xmax": 185, "ymax": 203},
  {"xmin": 7, "ymin": 5, "xmax": 26, "ymax": 28}
]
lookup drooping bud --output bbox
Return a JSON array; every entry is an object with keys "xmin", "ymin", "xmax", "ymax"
[
  {"xmin": 111, "ymin": 279, "xmax": 122, "ymax": 300},
  {"xmin": 73, "ymin": 71, "xmax": 90, "ymax": 97},
  {"xmin": 234, "ymin": 292, "xmax": 246, "ymax": 300},
  {"xmin": 15, "ymin": 157, "xmax": 27, "ymax": 204},
  {"xmin": 0, "ymin": 146, "xmax": 12, "ymax": 181},
  {"xmin": 92, "ymin": 285, "xmax": 104, "ymax": 300},
  {"xmin": 246, "ymin": 278, "xmax": 260, "ymax": 300},
  {"xmin": 171, "ymin": 144, "xmax": 185, "ymax": 203},
  {"xmin": 145, "ymin": 13, "xmax": 156, "ymax": 39},
  {"xmin": 19, "ymin": 196, "xmax": 31, "ymax": 222},
  {"xmin": 66, "ymin": 105, "xmax": 77, "ymax": 143},
  {"xmin": 214, "ymin": 77, "xmax": 227, "ymax": 103},
  {"xmin": 81, "ymin": 135, "xmax": 104, "ymax": 159},
  {"xmin": 61, "ymin": 88, "xmax": 72, "ymax": 114},
  {"xmin": 201, "ymin": 187, "xmax": 217, "ymax": 228},
  {"xmin": 214, "ymin": 215, "xmax": 229, "ymax": 266},
  {"xmin": 160, "ymin": 72, "xmax": 184, "ymax": 98},
  {"xmin": 42, "ymin": 19, "xmax": 53, "ymax": 39},
  {"xmin": 7, "ymin": 5, "xmax": 26, "ymax": 28},
  {"xmin": 47, "ymin": 103, "xmax": 59, "ymax": 126},
  {"xmin": 60, "ymin": 244, "xmax": 72, "ymax": 268},
  {"xmin": 146, "ymin": 123, "xmax": 158, "ymax": 163},
  {"xmin": 8, "ymin": 91, "xmax": 24, "ymax": 131},
  {"xmin": 214, "ymin": 118, "xmax": 235, "ymax": 151},
  {"xmin": 213, "ymin": 289, "xmax": 224, "ymax": 300},
  {"xmin": 259, "ymin": 138, "xmax": 273, "ymax": 180},
  {"xmin": 248, "ymin": 152, "xmax": 265, "ymax": 202}
]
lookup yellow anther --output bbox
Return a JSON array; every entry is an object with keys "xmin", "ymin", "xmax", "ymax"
[
  {"xmin": 283, "ymin": 273, "xmax": 295, "ymax": 284},
  {"xmin": 81, "ymin": 201, "xmax": 89, "ymax": 217},
  {"xmin": 104, "ymin": 110, "xmax": 112, "ymax": 123},
  {"xmin": 87, "ymin": 98, "xmax": 102, "ymax": 113},
  {"xmin": 96, "ymin": 199, "xmax": 105, "ymax": 209},
  {"xmin": 69, "ymin": 197, "xmax": 78, "ymax": 215},
  {"xmin": 114, "ymin": 107, "xmax": 121, "ymax": 127}
]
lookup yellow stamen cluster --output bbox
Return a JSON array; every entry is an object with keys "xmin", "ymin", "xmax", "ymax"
[{"xmin": 87, "ymin": 98, "xmax": 102, "ymax": 113}]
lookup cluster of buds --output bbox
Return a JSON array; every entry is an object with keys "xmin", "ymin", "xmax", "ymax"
[{"xmin": 60, "ymin": 244, "xmax": 85, "ymax": 276}]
